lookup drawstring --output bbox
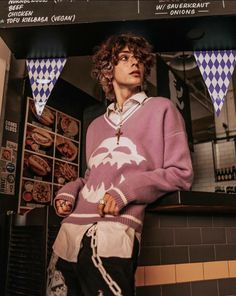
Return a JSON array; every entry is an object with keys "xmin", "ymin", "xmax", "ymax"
[{"xmin": 87, "ymin": 225, "xmax": 123, "ymax": 296}]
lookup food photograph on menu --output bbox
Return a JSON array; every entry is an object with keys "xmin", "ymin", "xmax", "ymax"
[
  {"xmin": 25, "ymin": 124, "xmax": 55, "ymax": 156},
  {"xmin": 55, "ymin": 135, "xmax": 79, "ymax": 164},
  {"xmin": 54, "ymin": 160, "xmax": 78, "ymax": 185},
  {"xmin": 57, "ymin": 112, "xmax": 80, "ymax": 141},
  {"xmin": 23, "ymin": 151, "xmax": 53, "ymax": 182},
  {"xmin": 27, "ymin": 98, "xmax": 56, "ymax": 131},
  {"xmin": 21, "ymin": 179, "xmax": 52, "ymax": 206},
  {"xmin": 19, "ymin": 97, "xmax": 81, "ymax": 210}
]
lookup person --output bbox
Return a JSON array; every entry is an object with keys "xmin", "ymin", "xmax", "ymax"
[{"xmin": 47, "ymin": 33, "xmax": 193, "ymax": 296}]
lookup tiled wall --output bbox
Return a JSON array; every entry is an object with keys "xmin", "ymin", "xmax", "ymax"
[{"xmin": 136, "ymin": 212, "xmax": 236, "ymax": 296}]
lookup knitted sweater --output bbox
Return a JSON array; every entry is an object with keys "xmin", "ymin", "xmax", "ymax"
[{"xmin": 54, "ymin": 97, "xmax": 193, "ymax": 233}]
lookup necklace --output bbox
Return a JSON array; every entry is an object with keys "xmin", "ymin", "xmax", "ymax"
[
  {"xmin": 115, "ymin": 126, "xmax": 123, "ymax": 145},
  {"xmin": 114, "ymin": 98, "xmax": 146, "ymax": 144},
  {"xmin": 115, "ymin": 105, "xmax": 123, "ymax": 145}
]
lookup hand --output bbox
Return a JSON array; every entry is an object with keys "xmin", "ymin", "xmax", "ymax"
[
  {"xmin": 55, "ymin": 199, "xmax": 72, "ymax": 216},
  {"xmin": 98, "ymin": 193, "xmax": 119, "ymax": 217}
]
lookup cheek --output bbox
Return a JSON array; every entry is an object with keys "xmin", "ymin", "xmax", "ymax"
[
  {"xmin": 113, "ymin": 67, "xmax": 126, "ymax": 82},
  {"xmin": 140, "ymin": 65, "xmax": 145, "ymax": 78}
]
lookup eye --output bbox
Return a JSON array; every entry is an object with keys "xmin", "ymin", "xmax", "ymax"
[{"xmin": 118, "ymin": 54, "xmax": 129, "ymax": 62}]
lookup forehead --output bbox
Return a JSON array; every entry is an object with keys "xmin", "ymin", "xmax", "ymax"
[{"xmin": 118, "ymin": 46, "xmax": 132, "ymax": 54}]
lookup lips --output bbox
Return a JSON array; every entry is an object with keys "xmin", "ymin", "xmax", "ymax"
[{"xmin": 129, "ymin": 70, "xmax": 141, "ymax": 76}]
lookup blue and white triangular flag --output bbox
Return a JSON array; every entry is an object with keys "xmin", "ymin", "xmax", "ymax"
[
  {"xmin": 194, "ymin": 50, "xmax": 236, "ymax": 116},
  {"xmin": 26, "ymin": 58, "xmax": 67, "ymax": 116}
]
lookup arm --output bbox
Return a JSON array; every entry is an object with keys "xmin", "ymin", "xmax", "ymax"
[
  {"xmin": 106, "ymin": 102, "xmax": 193, "ymax": 211},
  {"xmin": 54, "ymin": 169, "xmax": 90, "ymax": 216}
]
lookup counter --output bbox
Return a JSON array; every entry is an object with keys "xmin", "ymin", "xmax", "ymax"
[{"xmin": 147, "ymin": 190, "xmax": 236, "ymax": 214}]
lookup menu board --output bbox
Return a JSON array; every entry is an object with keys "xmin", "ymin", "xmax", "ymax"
[
  {"xmin": 0, "ymin": 0, "xmax": 235, "ymax": 28},
  {"xmin": 19, "ymin": 97, "xmax": 81, "ymax": 211}
]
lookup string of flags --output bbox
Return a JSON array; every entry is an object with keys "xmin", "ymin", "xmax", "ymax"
[
  {"xmin": 194, "ymin": 50, "xmax": 236, "ymax": 116},
  {"xmin": 25, "ymin": 50, "xmax": 236, "ymax": 117},
  {"xmin": 26, "ymin": 58, "xmax": 67, "ymax": 116}
]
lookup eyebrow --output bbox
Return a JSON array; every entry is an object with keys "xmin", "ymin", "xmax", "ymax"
[{"xmin": 118, "ymin": 50, "xmax": 131, "ymax": 55}]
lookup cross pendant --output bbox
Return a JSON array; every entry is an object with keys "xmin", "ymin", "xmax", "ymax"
[{"xmin": 115, "ymin": 127, "xmax": 123, "ymax": 145}]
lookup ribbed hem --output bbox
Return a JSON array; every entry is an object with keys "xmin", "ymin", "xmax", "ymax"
[
  {"xmin": 62, "ymin": 215, "xmax": 143, "ymax": 233},
  {"xmin": 106, "ymin": 188, "xmax": 128, "ymax": 211},
  {"xmin": 54, "ymin": 193, "xmax": 75, "ymax": 217},
  {"xmin": 55, "ymin": 192, "xmax": 76, "ymax": 204}
]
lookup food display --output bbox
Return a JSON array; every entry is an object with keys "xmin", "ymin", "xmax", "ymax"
[
  {"xmin": 54, "ymin": 160, "xmax": 78, "ymax": 185},
  {"xmin": 30, "ymin": 100, "xmax": 55, "ymax": 126},
  {"xmin": 23, "ymin": 152, "xmax": 53, "ymax": 183},
  {"xmin": 25, "ymin": 125, "xmax": 54, "ymax": 155},
  {"xmin": 28, "ymin": 154, "xmax": 51, "ymax": 176},
  {"xmin": 56, "ymin": 136, "xmax": 78, "ymax": 162},
  {"xmin": 19, "ymin": 98, "xmax": 81, "ymax": 209},
  {"xmin": 57, "ymin": 113, "xmax": 79, "ymax": 140},
  {"xmin": 22, "ymin": 180, "xmax": 34, "ymax": 202},
  {"xmin": 32, "ymin": 182, "xmax": 51, "ymax": 203}
]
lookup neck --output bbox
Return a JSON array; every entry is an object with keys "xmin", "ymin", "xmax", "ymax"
[{"xmin": 114, "ymin": 86, "xmax": 140, "ymax": 109}]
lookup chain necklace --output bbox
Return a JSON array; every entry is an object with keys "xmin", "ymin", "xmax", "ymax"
[
  {"xmin": 114, "ymin": 98, "xmax": 147, "ymax": 144},
  {"xmin": 115, "ymin": 106, "xmax": 123, "ymax": 145}
]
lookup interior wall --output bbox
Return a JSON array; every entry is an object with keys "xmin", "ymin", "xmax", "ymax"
[
  {"xmin": 0, "ymin": 37, "xmax": 11, "ymax": 147},
  {"xmin": 214, "ymin": 80, "xmax": 236, "ymax": 137}
]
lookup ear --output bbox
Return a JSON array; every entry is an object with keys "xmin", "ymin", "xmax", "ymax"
[{"xmin": 104, "ymin": 72, "xmax": 113, "ymax": 79}]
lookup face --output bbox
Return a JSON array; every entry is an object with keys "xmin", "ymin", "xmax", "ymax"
[{"xmin": 112, "ymin": 46, "xmax": 145, "ymax": 92}]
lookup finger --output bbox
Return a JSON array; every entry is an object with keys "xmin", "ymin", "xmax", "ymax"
[
  {"xmin": 114, "ymin": 205, "xmax": 119, "ymax": 216},
  {"xmin": 55, "ymin": 199, "xmax": 63, "ymax": 208},
  {"xmin": 57, "ymin": 206, "xmax": 68, "ymax": 215},
  {"xmin": 104, "ymin": 199, "xmax": 119, "ymax": 216},
  {"xmin": 103, "ymin": 194, "xmax": 115, "ymax": 213},
  {"xmin": 103, "ymin": 194, "xmax": 119, "ymax": 215},
  {"xmin": 106, "ymin": 199, "xmax": 117, "ymax": 215},
  {"xmin": 109, "ymin": 202, "xmax": 119, "ymax": 216},
  {"xmin": 98, "ymin": 203, "xmax": 105, "ymax": 217},
  {"xmin": 56, "ymin": 200, "xmax": 72, "ymax": 214}
]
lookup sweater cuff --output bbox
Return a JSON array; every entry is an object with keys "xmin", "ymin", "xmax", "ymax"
[
  {"xmin": 106, "ymin": 187, "xmax": 128, "ymax": 210},
  {"xmin": 54, "ymin": 192, "xmax": 76, "ymax": 216}
]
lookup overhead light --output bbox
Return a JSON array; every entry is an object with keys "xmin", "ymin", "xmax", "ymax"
[{"xmin": 169, "ymin": 52, "xmax": 197, "ymax": 71}]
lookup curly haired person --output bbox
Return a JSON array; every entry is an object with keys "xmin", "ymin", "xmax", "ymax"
[{"xmin": 48, "ymin": 33, "xmax": 193, "ymax": 296}]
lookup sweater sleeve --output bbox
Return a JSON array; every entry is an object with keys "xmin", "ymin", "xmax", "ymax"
[
  {"xmin": 107, "ymin": 101, "xmax": 194, "ymax": 210},
  {"xmin": 53, "ymin": 169, "xmax": 90, "ymax": 216}
]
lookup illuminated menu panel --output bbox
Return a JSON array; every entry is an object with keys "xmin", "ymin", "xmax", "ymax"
[
  {"xmin": 19, "ymin": 97, "xmax": 81, "ymax": 211},
  {"xmin": 0, "ymin": 0, "xmax": 235, "ymax": 28}
]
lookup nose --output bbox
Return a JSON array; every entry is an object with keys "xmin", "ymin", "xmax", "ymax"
[{"xmin": 130, "ymin": 55, "xmax": 139, "ymax": 65}]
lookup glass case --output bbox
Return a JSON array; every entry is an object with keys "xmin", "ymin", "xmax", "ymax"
[{"xmin": 212, "ymin": 136, "xmax": 236, "ymax": 185}]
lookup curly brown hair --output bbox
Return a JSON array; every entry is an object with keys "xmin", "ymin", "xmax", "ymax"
[{"xmin": 91, "ymin": 33, "xmax": 155, "ymax": 101}]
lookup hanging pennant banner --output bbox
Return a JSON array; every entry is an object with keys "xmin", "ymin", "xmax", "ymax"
[
  {"xmin": 194, "ymin": 50, "xmax": 236, "ymax": 116},
  {"xmin": 26, "ymin": 58, "xmax": 67, "ymax": 116}
]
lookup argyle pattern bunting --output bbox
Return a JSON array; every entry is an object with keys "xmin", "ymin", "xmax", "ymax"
[
  {"xmin": 26, "ymin": 58, "xmax": 67, "ymax": 116},
  {"xmin": 194, "ymin": 50, "xmax": 236, "ymax": 116}
]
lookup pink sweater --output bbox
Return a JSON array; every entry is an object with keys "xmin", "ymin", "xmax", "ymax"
[{"xmin": 54, "ymin": 97, "xmax": 193, "ymax": 232}]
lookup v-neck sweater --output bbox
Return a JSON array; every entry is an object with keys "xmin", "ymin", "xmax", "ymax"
[{"xmin": 55, "ymin": 96, "xmax": 193, "ymax": 233}]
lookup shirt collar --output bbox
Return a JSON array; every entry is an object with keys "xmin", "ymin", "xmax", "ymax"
[{"xmin": 106, "ymin": 91, "xmax": 148, "ymax": 116}]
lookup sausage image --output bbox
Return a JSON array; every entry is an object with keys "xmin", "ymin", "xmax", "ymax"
[
  {"xmin": 30, "ymin": 101, "xmax": 55, "ymax": 126},
  {"xmin": 31, "ymin": 128, "xmax": 53, "ymax": 147},
  {"xmin": 28, "ymin": 154, "xmax": 51, "ymax": 176}
]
